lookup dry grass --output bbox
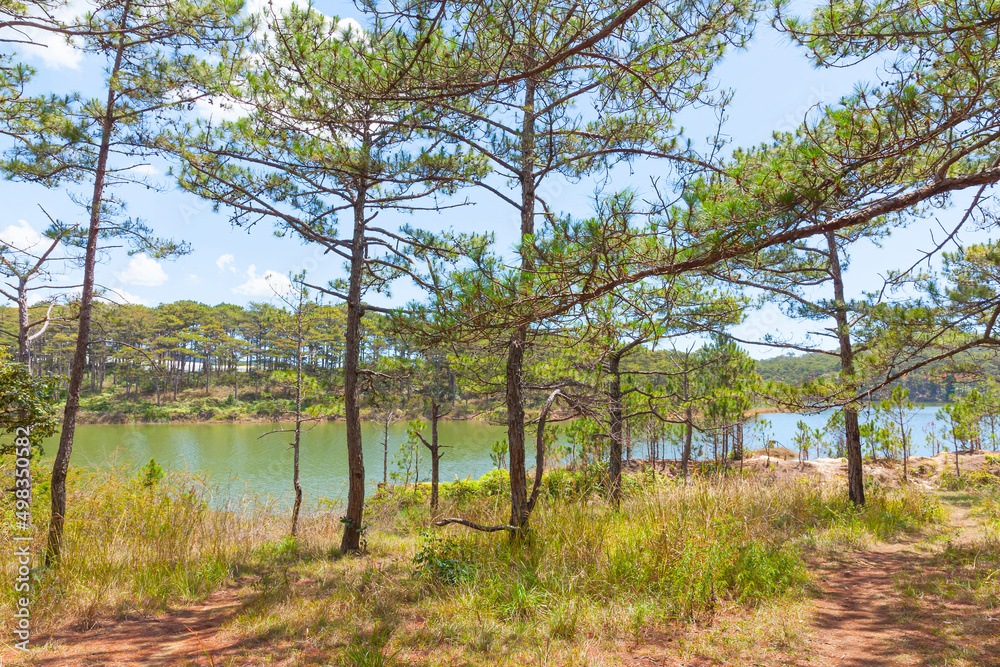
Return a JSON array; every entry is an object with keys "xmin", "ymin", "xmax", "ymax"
[{"xmin": 0, "ymin": 465, "xmax": 946, "ymax": 665}]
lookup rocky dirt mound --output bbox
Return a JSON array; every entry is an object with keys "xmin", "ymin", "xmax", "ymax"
[{"xmin": 747, "ymin": 445, "xmax": 798, "ymax": 459}]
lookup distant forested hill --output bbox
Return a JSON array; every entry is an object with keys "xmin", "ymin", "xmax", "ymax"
[
  {"xmin": 755, "ymin": 351, "xmax": 992, "ymax": 404},
  {"xmin": 756, "ymin": 352, "xmax": 841, "ymax": 386}
]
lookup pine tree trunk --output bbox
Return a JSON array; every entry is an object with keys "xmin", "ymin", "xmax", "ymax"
[
  {"xmin": 46, "ymin": 10, "xmax": 130, "ymax": 565},
  {"xmin": 291, "ymin": 303, "xmax": 303, "ymax": 537},
  {"xmin": 507, "ymin": 73, "xmax": 537, "ymax": 535},
  {"xmin": 625, "ymin": 418, "xmax": 632, "ymax": 462},
  {"xmin": 683, "ymin": 407, "xmax": 693, "ymax": 483},
  {"xmin": 339, "ymin": 183, "xmax": 368, "ymax": 555},
  {"xmin": 608, "ymin": 352, "xmax": 624, "ymax": 504},
  {"xmin": 430, "ymin": 400, "xmax": 441, "ymax": 510},
  {"xmin": 382, "ymin": 420, "xmax": 389, "ymax": 486},
  {"xmin": 17, "ymin": 278, "xmax": 30, "ymax": 372},
  {"xmin": 827, "ymin": 231, "xmax": 865, "ymax": 506}
]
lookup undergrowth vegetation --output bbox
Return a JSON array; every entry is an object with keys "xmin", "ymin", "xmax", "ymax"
[
  {"xmin": 940, "ymin": 467, "xmax": 1000, "ymax": 491},
  {"xmin": 0, "ymin": 464, "xmax": 342, "ymax": 632},
  {"xmin": 973, "ymin": 486, "xmax": 1000, "ymax": 539},
  {"xmin": 78, "ymin": 390, "xmax": 305, "ymax": 423},
  {"xmin": 0, "ymin": 463, "xmax": 944, "ymax": 664}
]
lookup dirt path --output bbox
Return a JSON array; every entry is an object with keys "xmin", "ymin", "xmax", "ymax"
[
  {"xmin": 2, "ymin": 585, "xmax": 249, "ymax": 667},
  {"xmin": 801, "ymin": 495, "xmax": 1000, "ymax": 666}
]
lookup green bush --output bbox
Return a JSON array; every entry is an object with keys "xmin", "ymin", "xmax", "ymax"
[
  {"xmin": 941, "ymin": 468, "xmax": 999, "ymax": 491},
  {"xmin": 413, "ymin": 532, "xmax": 474, "ymax": 585},
  {"xmin": 138, "ymin": 458, "xmax": 165, "ymax": 487},
  {"xmin": 439, "ymin": 469, "xmax": 509, "ymax": 503},
  {"xmin": 253, "ymin": 535, "xmax": 301, "ymax": 564}
]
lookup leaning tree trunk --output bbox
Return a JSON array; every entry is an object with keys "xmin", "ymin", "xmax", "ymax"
[
  {"xmin": 827, "ymin": 231, "xmax": 865, "ymax": 506},
  {"xmin": 339, "ymin": 184, "xmax": 368, "ymax": 554},
  {"xmin": 46, "ymin": 12, "xmax": 130, "ymax": 565}
]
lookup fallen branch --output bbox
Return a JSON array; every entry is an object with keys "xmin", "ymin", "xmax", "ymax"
[{"xmin": 433, "ymin": 518, "xmax": 517, "ymax": 533}]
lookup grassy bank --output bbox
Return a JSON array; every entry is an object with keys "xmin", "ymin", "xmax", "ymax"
[
  {"xmin": 1, "ymin": 465, "xmax": 945, "ymax": 664},
  {"xmin": 74, "ymin": 386, "xmax": 492, "ymax": 424},
  {"xmin": 77, "ymin": 388, "xmax": 331, "ymax": 424},
  {"xmin": 74, "ymin": 386, "xmax": 795, "ymax": 426}
]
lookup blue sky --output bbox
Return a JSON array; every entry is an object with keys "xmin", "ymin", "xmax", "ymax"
[{"xmin": 0, "ymin": 1, "xmax": 990, "ymax": 357}]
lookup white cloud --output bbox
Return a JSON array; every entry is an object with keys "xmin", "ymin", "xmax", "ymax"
[
  {"xmin": 246, "ymin": 0, "xmax": 362, "ymax": 46},
  {"xmin": 335, "ymin": 17, "xmax": 364, "ymax": 40},
  {"xmin": 17, "ymin": 31, "xmax": 84, "ymax": 70},
  {"xmin": 129, "ymin": 163, "xmax": 161, "ymax": 178},
  {"xmin": 216, "ymin": 253, "xmax": 236, "ymax": 273},
  {"xmin": 0, "ymin": 219, "xmax": 44, "ymax": 251},
  {"xmin": 192, "ymin": 95, "xmax": 253, "ymax": 123},
  {"xmin": 115, "ymin": 253, "xmax": 168, "ymax": 287},
  {"xmin": 186, "ymin": 273, "xmax": 201, "ymax": 285},
  {"xmin": 245, "ymin": 0, "xmax": 295, "ymax": 16},
  {"xmin": 233, "ymin": 265, "xmax": 292, "ymax": 298},
  {"xmin": 165, "ymin": 85, "xmax": 252, "ymax": 124},
  {"xmin": 11, "ymin": 0, "xmax": 87, "ymax": 70},
  {"xmin": 98, "ymin": 288, "xmax": 149, "ymax": 306}
]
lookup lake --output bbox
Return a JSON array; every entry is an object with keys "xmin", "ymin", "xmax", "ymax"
[{"xmin": 41, "ymin": 406, "xmax": 959, "ymax": 505}]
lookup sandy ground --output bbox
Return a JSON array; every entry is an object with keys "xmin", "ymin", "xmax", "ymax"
[{"xmin": 625, "ymin": 450, "xmax": 1000, "ymax": 489}]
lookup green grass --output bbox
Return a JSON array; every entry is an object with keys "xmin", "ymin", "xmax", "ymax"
[
  {"xmin": 885, "ymin": 488, "xmax": 1000, "ymax": 666},
  {"xmin": 0, "ymin": 465, "xmax": 946, "ymax": 665},
  {"xmin": 973, "ymin": 486, "xmax": 1000, "ymax": 531},
  {"xmin": 238, "ymin": 475, "xmax": 942, "ymax": 664},
  {"xmin": 0, "ymin": 463, "xmax": 343, "ymax": 632}
]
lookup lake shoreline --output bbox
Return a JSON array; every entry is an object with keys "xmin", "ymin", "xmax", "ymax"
[
  {"xmin": 73, "ymin": 411, "xmax": 498, "ymax": 426},
  {"xmin": 75, "ymin": 401, "xmax": 952, "ymax": 425}
]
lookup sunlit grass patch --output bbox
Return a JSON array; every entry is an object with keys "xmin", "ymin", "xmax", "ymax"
[
  {"xmin": 0, "ymin": 464, "xmax": 948, "ymax": 664},
  {"xmin": 0, "ymin": 463, "xmax": 343, "ymax": 633}
]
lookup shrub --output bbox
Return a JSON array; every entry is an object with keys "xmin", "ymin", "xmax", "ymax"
[
  {"xmin": 941, "ymin": 468, "xmax": 999, "ymax": 491},
  {"xmin": 138, "ymin": 458, "xmax": 164, "ymax": 487},
  {"xmin": 413, "ymin": 532, "xmax": 474, "ymax": 585}
]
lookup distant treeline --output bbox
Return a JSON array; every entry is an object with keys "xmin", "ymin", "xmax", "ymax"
[
  {"xmin": 0, "ymin": 300, "xmax": 418, "ymax": 405},
  {"xmin": 2, "ymin": 300, "xmax": 988, "ymax": 418}
]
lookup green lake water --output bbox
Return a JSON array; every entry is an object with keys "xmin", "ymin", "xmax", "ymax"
[
  {"xmin": 42, "ymin": 421, "xmax": 509, "ymax": 507},
  {"xmin": 37, "ymin": 407, "xmax": 953, "ymax": 506}
]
